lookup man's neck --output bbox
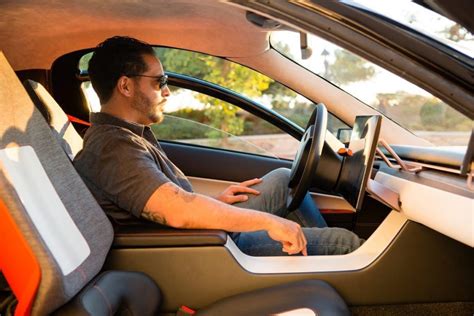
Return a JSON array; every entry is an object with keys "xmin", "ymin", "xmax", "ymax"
[{"xmin": 101, "ymin": 101, "xmax": 148, "ymax": 126}]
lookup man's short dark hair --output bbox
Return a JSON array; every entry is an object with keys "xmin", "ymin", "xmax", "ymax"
[{"xmin": 88, "ymin": 36, "xmax": 155, "ymax": 104}]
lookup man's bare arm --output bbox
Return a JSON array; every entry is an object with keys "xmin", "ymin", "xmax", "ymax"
[{"xmin": 142, "ymin": 182, "xmax": 307, "ymax": 255}]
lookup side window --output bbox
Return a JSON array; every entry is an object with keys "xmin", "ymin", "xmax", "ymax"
[
  {"xmin": 153, "ymin": 48, "xmax": 350, "ymax": 140},
  {"xmin": 271, "ymin": 31, "xmax": 472, "ymax": 146},
  {"xmin": 78, "ymin": 48, "xmax": 350, "ymax": 157},
  {"xmin": 154, "ymin": 86, "xmax": 299, "ymax": 159}
]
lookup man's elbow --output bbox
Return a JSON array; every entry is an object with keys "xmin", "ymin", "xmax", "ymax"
[{"xmin": 165, "ymin": 212, "xmax": 192, "ymax": 229}]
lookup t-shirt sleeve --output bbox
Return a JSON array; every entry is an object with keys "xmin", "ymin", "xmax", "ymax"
[{"xmin": 77, "ymin": 131, "xmax": 170, "ymax": 218}]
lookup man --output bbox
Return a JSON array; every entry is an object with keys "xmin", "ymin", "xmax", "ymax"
[{"xmin": 74, "ymin": 36, "xmax": 363, "ymax": 256}]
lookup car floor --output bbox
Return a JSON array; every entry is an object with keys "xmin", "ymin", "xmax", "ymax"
[{"xmin": 351, "ymin": 301, "xmax": 474, "ymax": 315}]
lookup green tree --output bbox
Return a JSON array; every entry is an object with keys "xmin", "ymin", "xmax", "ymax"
[
  {"xmin": 156, "ymin": 48, "xmax": 274, "ymax": 137},
  {"xmin": 326, "ymin": 49, "xmax": 375, "ymax": 85},
  {"xmin": 420, "ymin": 98, "xmax": 444, "ymax": 130}
]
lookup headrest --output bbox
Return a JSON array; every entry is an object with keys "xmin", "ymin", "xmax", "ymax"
[{"xmin": 23, "ymin": 79, "xmax": 83, "ymax": 159}]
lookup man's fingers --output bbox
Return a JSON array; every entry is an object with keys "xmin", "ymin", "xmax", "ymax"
[
  {"xmin": 230, "ymin": 186, "xmax": 260, "ymax": 195},
  {"xmin": 300, "ymin": 231, "xmax": 308, "ymax": 256},
  {"xmin": 227, "ymin": 194, "xmax": 249, "ymax": 204},
  {"xmin": 282, "ymin": 233, "xmax": 307, "ymax": 256},
  {"xmin": 230, "ymin": 185, "xmax": 260, "ymax": 195},
  {"xmin": 240, "ymin": 178, "xmax": 262, "ymax": 187},
  {"xmin": 282, "ymin": 241, "xmax": 305, "ymax": 255}
]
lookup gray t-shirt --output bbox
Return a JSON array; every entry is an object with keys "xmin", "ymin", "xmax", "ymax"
[{"xmin": 73, "ymin": 112, "xmax": 192, "ymax": 222}]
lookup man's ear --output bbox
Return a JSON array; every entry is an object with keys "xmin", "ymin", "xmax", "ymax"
[{"xmin": 117, "ymin": 76, "xmax": 134, "ymax": 97}]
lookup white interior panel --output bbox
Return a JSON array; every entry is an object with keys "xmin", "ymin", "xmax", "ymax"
[
  {"xmin": 0, "ymin": 146, "xmax": 90, "ymax": 275},
  {"xmin": 225, "ymin": 211, "xmax": 407, "ymax": 273},
  {"xmin": 375, "ymin": 172, "xmax": 473, "ymax": 247}
]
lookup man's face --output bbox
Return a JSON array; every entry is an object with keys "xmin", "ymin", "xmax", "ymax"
[{"xmin": 130, "ymin": 54, "xmax": 170, "ymax": 125}]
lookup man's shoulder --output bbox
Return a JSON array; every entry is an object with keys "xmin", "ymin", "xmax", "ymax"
[
  {"xmin": 83, "ymin": 124, "xmax": 140, "ymax": 148},
  {"xmin": 74, "ymin": 125, "xmax": 142, "ymax": 162}
]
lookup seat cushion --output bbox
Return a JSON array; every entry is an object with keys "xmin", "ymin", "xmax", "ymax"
[
  {"xmin": 54, "ymin": 271, "xmax": 161, "ymax": 316},
  {"xmin": 196, "ymin": 279, "xmax": 350, "ymax": 316}
]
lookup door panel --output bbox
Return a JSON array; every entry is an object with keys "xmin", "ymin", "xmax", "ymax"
[{"xmin": 161, "ymin": 141, "xmax": 292, "ymax": 182}]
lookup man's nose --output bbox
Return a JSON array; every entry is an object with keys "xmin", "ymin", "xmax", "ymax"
[{"xmin": 161, "ymin": 85, "xmax": 171, "ymax": 97}]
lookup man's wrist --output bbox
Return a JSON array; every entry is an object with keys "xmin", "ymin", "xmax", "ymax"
[{"xmin": 260, "ymin": 212, "xmax": 281, "ymax": 232}]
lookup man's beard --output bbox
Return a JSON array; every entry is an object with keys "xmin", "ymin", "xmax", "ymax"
[{"xmin": 131, "ymin": 90, "xmax": 164, "ymax": 124}]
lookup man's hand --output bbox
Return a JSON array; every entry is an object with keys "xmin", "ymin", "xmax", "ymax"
[
  {"xmin": 215, "ymin": 178, "xmax": 262, "ymax": 204},
  {"xmin": 267, "ymin": 217, "xmax": 308, "ymax": 256}
]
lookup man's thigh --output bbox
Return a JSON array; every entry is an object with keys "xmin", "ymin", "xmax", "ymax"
[
  {"xmin": 233, "ymin": 167, "xmax": 290, "ymax": 217},
  {"xmin": 234, "ymin": 227, "xmax": 363, "ymax": 256}
]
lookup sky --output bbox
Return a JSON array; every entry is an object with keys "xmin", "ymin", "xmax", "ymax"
[{"xmin": 271, "ymin": 0, "xmax": 473, "ymax": 107}]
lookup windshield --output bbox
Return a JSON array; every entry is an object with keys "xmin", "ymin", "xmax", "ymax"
[
  {"xmin": 270, "ymin": 30, "xmax": 472, "ymax": 147},
  {"xmin": 350, "ymin": 0, "xmax": 474, "ymax": 58}
]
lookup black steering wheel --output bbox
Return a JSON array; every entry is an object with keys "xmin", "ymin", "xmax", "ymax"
[{"xmin": 287, "ymin": 103, "xmax": 328, "ymax": 211}]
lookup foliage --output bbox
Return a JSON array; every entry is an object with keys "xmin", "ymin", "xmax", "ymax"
[
  {"xmin": 420, "ymin": 99, "xmax": 444, "ymax": 128},
  {"xmin": 156, "ymin": 48, "xmax": 274, "ymax": 137},
  {"xmin": 375, "ymin": 92, "xmax": 472, "ymax": 131},
  {"xmin": 326, "ymin": 49, "xmax": 375, "ymax": 85},
  {"xmin": 78, "ymin": 52, "xmax": 93, "ymax": 72},
  {"xmin": 151, "ymin": 111, "xmax": 207, "ymax": 140}
]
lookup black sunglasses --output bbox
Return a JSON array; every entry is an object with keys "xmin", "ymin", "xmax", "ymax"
[{"xmin": 126, "ymin": 74, "xmax": 168, "ymax": 89}]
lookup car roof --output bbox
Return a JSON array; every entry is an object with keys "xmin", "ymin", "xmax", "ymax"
[{"xmin": 0, "ymin": 0, "xmax": 269, "ymax": 70}]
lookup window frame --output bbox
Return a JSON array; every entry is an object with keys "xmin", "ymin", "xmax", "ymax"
[{"xmin": 166, "ymin": 71, "xmax": 304, "ymax": 140}]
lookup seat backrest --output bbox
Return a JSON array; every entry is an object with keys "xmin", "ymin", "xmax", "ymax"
[
  {"xmin": 0, "ymin": 53, "xmax": 113, "ymax": 315},
  {"xmin": 23, "ymin": 79, "xmax": 84, "ymax": 159}
]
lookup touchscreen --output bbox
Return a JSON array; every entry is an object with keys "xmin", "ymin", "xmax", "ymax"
[{"xmin": 337, "ymin": 115, "xmax": 381, "ymax": 210}]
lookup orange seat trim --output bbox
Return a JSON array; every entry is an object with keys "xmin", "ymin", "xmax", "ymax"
[
  {"xmin": 0, "ymin": 198, "xmax": 41, "ymax": 316},
  {"xmin": 67, "ymin": 114, "xmax": 91, "ymax": 127}
]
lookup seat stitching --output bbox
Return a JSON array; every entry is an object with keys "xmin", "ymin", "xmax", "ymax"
[
  {"xmin": 78, "ymin": 267, "xmax": 87, "ymax": 283},
  {"xmin": 94, "ymin": 285, "xmax": 113, "ymax": 316}
]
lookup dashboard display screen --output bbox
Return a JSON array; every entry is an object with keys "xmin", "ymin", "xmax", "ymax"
[{"xmin": 337, "ymin": 115, "xmax": 382, "ymax": 210}]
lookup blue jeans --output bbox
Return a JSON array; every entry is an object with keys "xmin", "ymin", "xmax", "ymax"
[{"xmin": 232, "ymin": 168, "xmax": 363, "ymax": 256}]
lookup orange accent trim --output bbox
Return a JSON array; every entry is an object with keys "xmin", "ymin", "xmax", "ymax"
[
  {"xmin": 0, "ymin": 198, "xmax": 41, "ymax": 316},
  {"xmin": 179, "ymin": 305, "xmax": 196, "ymax": 315},
  {"xmin": 337, "ymin": 148, "xmax": 353, "ymax": 157},
  {"xmin": 67, "ymin": 115, "xmax": 91, "ymax": 127},
  {"xmin": 320, "ymin": 209, "xmax": 355, "ymax": 214}
]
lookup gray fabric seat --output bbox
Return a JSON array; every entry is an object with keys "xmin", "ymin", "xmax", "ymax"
[
  {"xmin": 0, "ymin": 53, "xmax": 160, "ymax": 315},
  {"xmin": 3, "ymin": 70, "xmax": 349, "ymax": 315},
  {"xmin": 23, "ymin": 79, "xmax": 84, "ymax": 160}
]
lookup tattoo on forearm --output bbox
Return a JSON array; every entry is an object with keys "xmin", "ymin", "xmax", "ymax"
[
  {"xmin": 142, "ymin": 209, "xmax": 167, "ymax": 225},
  {"xmin": 171, "ymin": 185, "xmax": 197, "ymax": 203}
]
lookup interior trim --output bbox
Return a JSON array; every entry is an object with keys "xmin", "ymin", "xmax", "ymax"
[
  {"xmin": 189, "ymin": 176, "xmax": 236, "ymax": 197},
  {"xmin": 224, "ymin": 211, "xmax": 407, "ymax": 273},
  {"xmin": 375, "ymin": 172, "xmax": 474, "ymax": 247},
  {"xmin": 113, "ymin": 225, "xmax": 227, "ymax": 248},
  {"xmin": 105, "ymin": 220, "xmax": 474, "ymax": 310}
]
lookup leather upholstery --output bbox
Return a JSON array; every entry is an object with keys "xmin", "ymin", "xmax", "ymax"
[
  {"xmin": 54, "ymin": 271, "xmax": 160, "ymax": 316},
  {"xmin": 113, "ymin": 224, "xmax": 228, "ymax": 248},
  {"xmin": 197, "ymin": 279, "xmax": 350, "ymax": 316}
]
